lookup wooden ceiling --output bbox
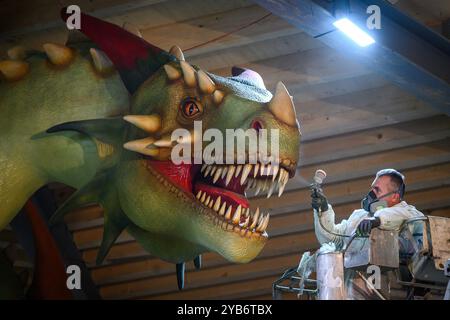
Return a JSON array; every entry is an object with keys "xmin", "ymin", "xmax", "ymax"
[{"xmin": 1, "ymin": 0, "xmax": 449, "ymax": 300}]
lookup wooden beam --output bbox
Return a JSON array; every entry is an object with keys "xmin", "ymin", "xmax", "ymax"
[
  {"xmin": 188, "ymin": 32, "xmax": 323, "ymax": 72},
  {"xmin": 254, "ymin": 0, "xmax": 450, "ymax": 114},
  {"xmin": 299, "ymin": 115, "xmax": 450, "ymax": 165},
  {"xmin": 100, "ymin": 253, "xmax": 300, "ymax": 299},
  {"xmin": 143, "ymin": 4, "xmax": 300, "ymax": 57},
  {"xmin": 143, "ymin": 274, "xmax": 279, "ymax": 299},
  {"xmin": 0, "ymin": 0, "xmax": 254, "ymax": 53},
  {"xmin": 289, "ymin": 138, "xmax": 450, "ymax": 193}
]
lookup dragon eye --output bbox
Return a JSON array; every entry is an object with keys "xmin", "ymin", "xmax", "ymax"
[{"xmin": 181, "ymin": 99, "xmax": 202, "ymax": 118}]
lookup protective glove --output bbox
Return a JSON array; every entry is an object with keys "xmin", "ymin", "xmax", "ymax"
[
  {"xmin": 356, "ymin": 217, "xmax": 381, "ymax": 236},
  {"xmin": 311, "ymin": 187, "xmax": 329, "ymax": 212}
]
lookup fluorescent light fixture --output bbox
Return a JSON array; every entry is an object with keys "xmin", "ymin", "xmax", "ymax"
[{"xmin": 333, "ymin": 18, "xmax": 375, "ymax": 47}]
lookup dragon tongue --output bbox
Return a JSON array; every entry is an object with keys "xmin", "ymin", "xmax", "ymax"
[
  {"xmin": 146, "ymin": 160, "xmax": 250, "ymax": 209},
  {"xmin": 194, "ymin": 182, "xmax": 249, "ymax": 209}
]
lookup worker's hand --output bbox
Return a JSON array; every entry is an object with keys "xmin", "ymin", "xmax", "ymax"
[
  {"xmin": 356, "ymin": 217, "xmax": 381, "ymax": 236},
  {"xmin": 311, "ymin": 187, "xmax": 329, "ymax": 212}
]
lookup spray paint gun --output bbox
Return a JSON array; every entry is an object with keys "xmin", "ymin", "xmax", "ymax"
[
  {"xmin": 310, "ymin": 169, "xmax": 327, "ymax": 215},
  {"xmin": 310, "ymin": 169, "xmax": 356, "ymax": 242},
  {"xmin": 312, "ymin": 169, "xmax": 327, "ymax": 192}
]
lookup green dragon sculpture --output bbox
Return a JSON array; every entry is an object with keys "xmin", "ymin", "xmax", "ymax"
[{"xmin": 0, "ymin": 9, "xmax": 300, "ymax": 289}]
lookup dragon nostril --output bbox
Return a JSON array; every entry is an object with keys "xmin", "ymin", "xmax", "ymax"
[{"xmin": 251, "ymin": 120, "xmax": 263, "ymax": 133}]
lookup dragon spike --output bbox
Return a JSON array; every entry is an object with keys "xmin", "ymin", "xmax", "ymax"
[
  {"xmin": 43, "ymin": 43, "xmax": 73, "ymax": 66},
  {"xmin": 176, "ymin": 262, "xmax": 185, "ymax": 290},
  {"xmin": 163, "ymin": 64, "xmax": 181, "ymax": 81},
  {"xmin": 123, "ymin": 137, "xmax": 159, "ymax": 156},
  {"xmin": 0, "ymin": 60, "xmax": 29, "ymax": 81},
  {"xmin": 169, "ymin": 45, "xmax": 185, "ymax": 61},
  {"xmin": 96, "ymin": 206, "xmax": 129, "ymax": 265},
  {"xmin": 123, "ymin": 114, "xmax": 161, "ymax": 133},
  {"xmin": 213, "ymin": 90, "xmax": 225, "ymax": 105},
  {"xmin": 89, "ymin": 48, "xmax": 114, "ymax": 74},
  {"xmin": 60, "ymin": 8, "xmax": 175, "ymax": 93},
  {"xmin": 180, "ymin": 60, "xmax": 197, "ymax": 87},
  {"xmin": 197, "ymin": 70, "xmax": 215, "ymax": 94},
  {"xmin": 194, "ymin": 255, "xmax": 202, "ymax": 269},
  {"xmin": 49, "ymin": 173, "xmax": 108, "ymax": 225},
  {"xmin": 122, "ymin": 22, "xmax": 142, "ymax": 38},
  {"xmin": 268, "ymin": 81, "xmax": 297, "ymax": 127},
  {"xmin": 7, "ymin": 46, "xmax": 27, "ymax": 60},
  {"xmin": 152, "ymin": 136, "xmax": 174, "ymax": 148},
  {"xmin": 47, "ymin": 117, "xmax": 124, "ymax": 145}
]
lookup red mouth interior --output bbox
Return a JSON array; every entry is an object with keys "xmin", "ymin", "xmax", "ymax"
[{"xmin": 147, "ymin": 160, "xmax": 250, "ymax": 209}]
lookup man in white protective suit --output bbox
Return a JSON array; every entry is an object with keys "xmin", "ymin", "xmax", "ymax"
[{"xmin": 310, "ymin": 169, "xmax": 425, "ymax": 299}]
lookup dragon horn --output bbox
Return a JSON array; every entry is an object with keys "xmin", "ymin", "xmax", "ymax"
[{"xmin": 60, "ymin": 8, "xmax": 176, "ymax": 93}]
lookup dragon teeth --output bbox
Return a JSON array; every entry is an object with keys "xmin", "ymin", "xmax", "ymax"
[
  {"xmin": 267, "ymin": 180, "xmax": 277, "ymax": 198},
  {"xmin": 219, "ymin": 202, "xmax": 226, "ymax": 215},
  {"xmin": 255, "ymin": 181, "xmax": 263, "ymax": 196},
  {"xmin": 213, "ymin": 167, "xmax": 222, "ymax": 183},
  {"xmin": 241, "ymin": 215, "xmax": 250, "ymax": 228},
  {"xmin": 256, "ymin": 214, "xmax": 270, "ymax": 233},
  {"xmin": 225, "ymin": 165, "xmax": 235, "ymax": 186},
  {"xmin": 272, "ymin": 165, "xmax": 279, "ymax": 181},
  {"xmin": 250, "ymin": 207, "xmax": 260, "ymax": 229},
  {"xmin": 262, "ymin": 179, "xmax": 268, "ymax": 192},
  {"xmin": 235, "ymin": 164, "xmax": 242, "ymax": 178},
  {"xmin": 204, "ymin": 165, "xmax": 212, "ymax": 177},
  {"xmin": 221, "ymin": 166, "xmax": 228, "ymax": 179},
  {"xmin": 278, "ymin": 169, "xmax": 289, "ymax": 197},
  {"xmin": 245, "ymin": 178, "xmax": 252, "ymax": 191},
  {"xmin": 225, "ymin": 204, "xmax": 233, "ymax": 220},
  {"xmin": 232, "ymin": 205, "xmax": 242, "ymax": 224},
  {"xmin": 195, "ymin": 187, "xmax": 269, "ymax": 233},
  {"xmin": 278, "ymin": 168, "xmax": 285, "ymax": 184},
  {"xmin": 213, "ymin": 196, "xmax": 221, "ymax": 211},
  {"xmin": 195, "ymin": 162, "xmax": 288, "ymax": 234},
  {"xmin": 240, "ymin": 164, "xmax": 252, "ymax": 185},
  {"xmin": 200, "ymin": 163, "xmax": 290, "ymax": 200},
  {"xmin": 253, "ymin": 163, "xmax": 259, "ymax": 178}
]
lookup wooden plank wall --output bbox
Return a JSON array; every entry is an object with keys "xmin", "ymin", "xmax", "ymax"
[{"xmin": 1, "ymin": 0, "xmax": 449, "ymax": 300}]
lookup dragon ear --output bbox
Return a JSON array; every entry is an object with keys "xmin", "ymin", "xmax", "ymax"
[{"xmin": 60, "ymin": 8, "xmax": 177, "ymax": 93}]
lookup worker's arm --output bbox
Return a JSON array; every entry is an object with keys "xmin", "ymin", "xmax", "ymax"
[
  {"xmin": 311, "ymin": 188, "xmax": 349, "ymax": 247},
  {"xmin": 313, "ymin": 204, "xmax": 350, "ymax": 247},
  {"xmin": 373, "ymin": 202, "xmax": 424, "ymax": 231}
]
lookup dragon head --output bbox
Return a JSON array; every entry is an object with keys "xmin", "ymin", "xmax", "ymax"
[{"xmin": 50, "ymin": 10, "xmax": 300, "ymax": 276}]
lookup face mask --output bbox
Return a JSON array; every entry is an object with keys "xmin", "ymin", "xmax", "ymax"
[{"xmin": 361, "ymin": 190, "xmax": 390, "ymax": 214}]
